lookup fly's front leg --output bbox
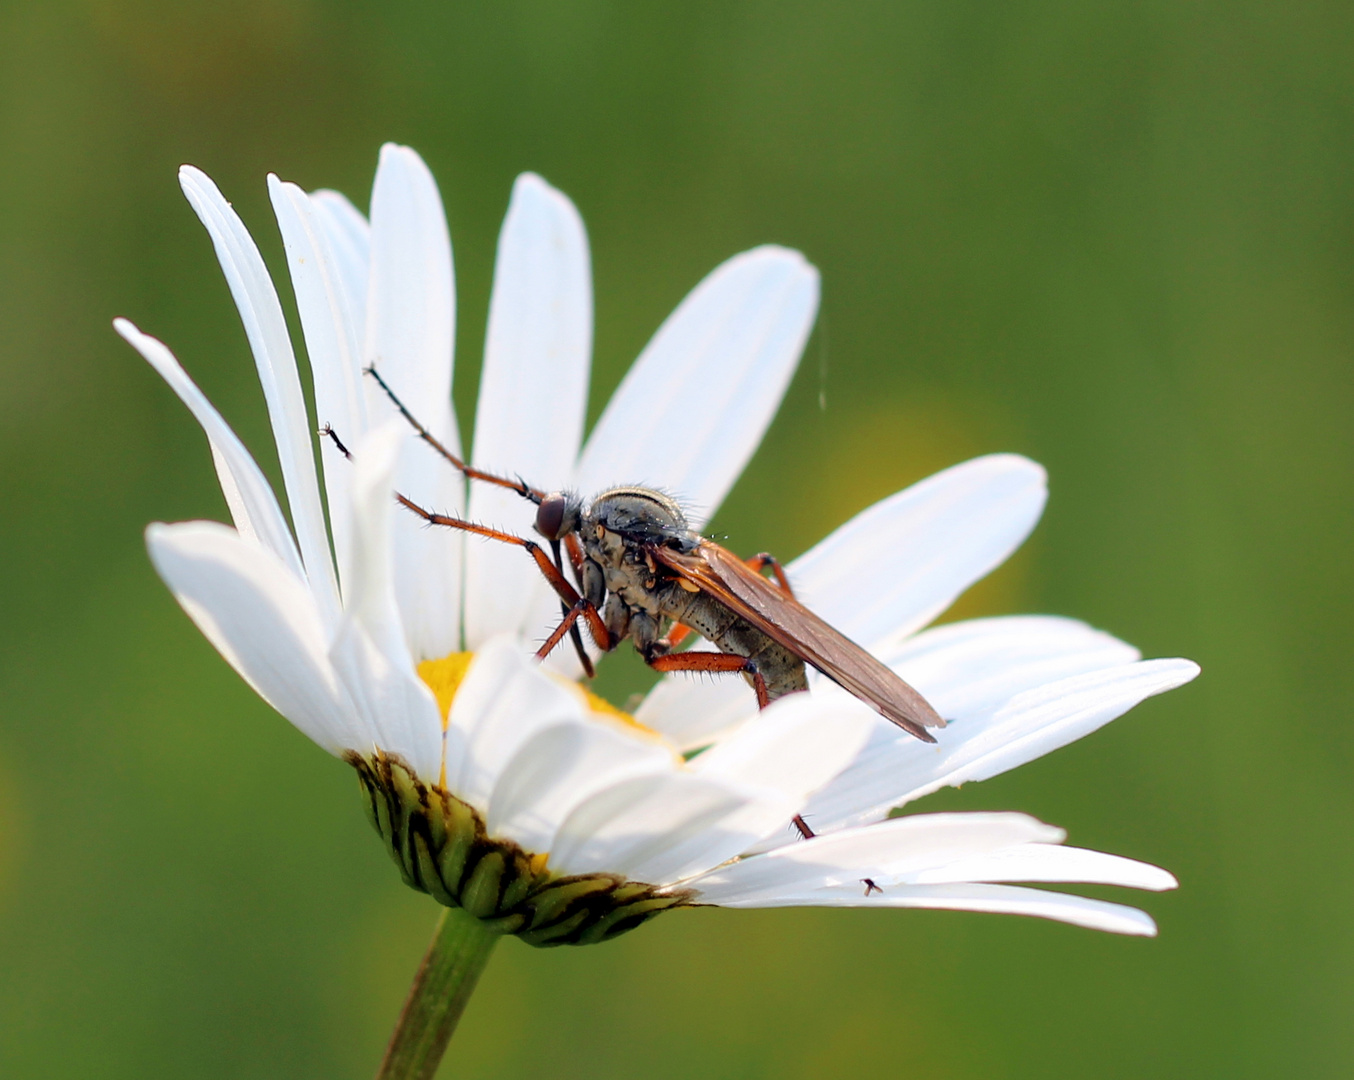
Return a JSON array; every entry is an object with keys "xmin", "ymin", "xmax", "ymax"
[
  {"xmin": 395, "ymin": 494, "xmax": 613, "ymax": 652},
  {"xmin": 549, "ymin": 538, "xmax": 595, "ymax": 678},
  {"xmin": 367, "ymin": 366, "xmax": 546, "ymax": 505}
]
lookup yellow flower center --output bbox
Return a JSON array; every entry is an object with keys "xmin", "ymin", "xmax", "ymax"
[
  {"xmin": 417, "ymin": 652, "xmax": 477, "ymax": 730},
  {"xmin": 416, "ymin": 650, "xmax": 654, "ymax": 736}
]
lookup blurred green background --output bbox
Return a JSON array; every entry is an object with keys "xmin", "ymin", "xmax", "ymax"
[{"xmin": 0, "ymin": 1, "xmax": 1349, "ymax": 1076}]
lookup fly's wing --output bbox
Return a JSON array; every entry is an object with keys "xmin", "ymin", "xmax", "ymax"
[{"xmin": 650, "ymin": 541, "xmax": 945, "ymax": 742}]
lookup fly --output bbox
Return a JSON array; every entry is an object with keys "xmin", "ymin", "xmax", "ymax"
[{"xmin": 360, "ymin": 367, "xmax": 945, "ymax": 745}]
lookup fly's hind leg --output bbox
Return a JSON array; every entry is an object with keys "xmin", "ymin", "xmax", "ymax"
[
  {"xmin": 746, "ymin": 552, "xmax": 794, "ymax": 596},
  {"xmin": 645, "ymin": 650, "xmax": 771, "ymax": 708},
  {"xmin": 645, "ymin": 645, "xmax": 819, "ymax": 842}
]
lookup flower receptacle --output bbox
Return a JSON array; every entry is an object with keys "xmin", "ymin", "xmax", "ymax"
[{"xmin": 347, "ymin": 749, "xmax": 693, "ymax": 947}]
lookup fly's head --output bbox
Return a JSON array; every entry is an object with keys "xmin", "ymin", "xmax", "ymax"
[{"xmin": 533, "ymin": 491, "xmax": 584, "ymax": 543}]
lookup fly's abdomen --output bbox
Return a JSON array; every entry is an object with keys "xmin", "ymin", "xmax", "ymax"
[{"xmin": 659, "ymin": 588, "xmax": 809, "ymax": 702}]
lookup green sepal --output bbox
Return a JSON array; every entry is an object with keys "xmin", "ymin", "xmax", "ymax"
[{"xmin": 347, "ymin": 750, "xmax": 693, "ymax": 948}]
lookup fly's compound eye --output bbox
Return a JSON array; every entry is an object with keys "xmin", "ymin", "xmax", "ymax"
[{"xmin": 535, "ymin": 493, "xmax": 569, "ymax": 540}]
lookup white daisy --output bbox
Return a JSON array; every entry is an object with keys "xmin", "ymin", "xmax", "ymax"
[{"xmin": 118, "ymin": 144, "xmax": 1197, "ymax": 948}]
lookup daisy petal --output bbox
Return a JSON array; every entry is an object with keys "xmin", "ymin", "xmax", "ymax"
[
  {"xmin": 803, "ymin": 658, "xmax": 1201, "ymax": 833},
  {"xmin": 550, "ymin": 771, "xmax": 795, "ymax": 885},
  {"xmin": 487, "ymin": 719, "xmax": 674, "ymax": 857},
  {"xmin": 145, "ymin": 520, "xmax": 363, "ymax": 754},
  {"xmin": 788, "ymin": 455, "xmax": 1048, "ymax": 650},
  {"xmin": 689, "ymin": 812, "xmax": 1062, "ymax": 902},
  {"xmin": 690, "ymin": 690, "xmax": 875, "ymax": 805},
  {"xmin": 308, "ymin": 188, "xmax": 371, "ymax": 345},
  {"xmin": 116, "ymin": 319, "xmax": 303, "ymax": 578},
  {"xmin": 269, "ymin": 174, "xmax": 369, "ymax": 591},
  {"xmin": 178, "ymin": 167, "xmax": 341, "ymax": 627},
  {"xmin": 575, "ymin": 246, "xmax": 819, "ymax": 529},
  {"xmin": 443, "ymin": 637, "xmax": 592, "ymax": 817},
  {"xmin": 326, "ymin": 425, "xmax": 442, "ymax": 780},
  {"xmin": 467, "ymin": 173, "xmax": 592, "ymax": 652},
  {"xmin": 613, "ymin": 695, "xmax": 882, "ymax": 882},
  {"xmin": 713, "ymin": 882, "xmax": 1159, "ymax": 936},
  {"xmin": 911, "ymin": 844, "xmax": 1177, "ymax": 891},
  {"xmin": 633, "ymin": 645, "xmax": 756, "ymax": 749},
  {"xmin": 363, "ymin": 144, "xmax": 464, "ymax": 659},
  {"xmin": 878, "ymin": 614, "xmax": 1140, "ymax": 721}
]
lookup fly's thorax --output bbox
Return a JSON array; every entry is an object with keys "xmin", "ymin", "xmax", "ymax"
[
  {"xmin": 585, "ymin": 486, "xmax": 690, "ymax": 539},
  {"xmin": 581, "ymin": 487, "xmax": 699, "ymax": 617},
  {"xmin": 346, "ymin": 750, "xmax": 693, "ymax": 947}
]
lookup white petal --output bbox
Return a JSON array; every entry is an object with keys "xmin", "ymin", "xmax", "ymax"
[
  {"xmin": 443, "ymin": 637, "xmax": 591, "ymax": 817},
  {"xmin": 145, "ymin": 520, "xmax": 363, "ymax": 754},
  {"xmin": 550, "ymin": 770, "xmax": 793, "ymax": 885},
  {"xmin": 633, "ymin": 645, "xmax": 757, "ymax": 749},
  {"xmin": 690, "ymin": 690, "xmax": 874, "ymax": 805},
  {"xmin": 326, "ymin": 425, "xmax": 442, "ymax": 781},
  {"xmin": 768, "ymin": 617, "xmax": 1146, "ymax": 839},
  {"xmin": 269, "ymin": 174, "xmax": 369, "ymax": 594},
  {"xmin": 879, "ymin": 615, "xmax": 1140, "ymax": 721},
  {"xmin": 467, "ymin": 173, "xmax": 592, "ymax": 653},
  {"xmin": 575, "ymin": 246, "xmax": 819, "ymax": 530},
  {"xmin": 363, "ymin": 144, "xmax": 464, "ymax": 660},
  {"xmin": 308, "ymin": 187, "xmax": 371, "ymax": 344},
  {"xmin": 689, "ymin": 812, "xmax": 1062, "ymax": 903},
  {"xmin": 788, "ymin": 455, "xmax": 1048, "ymax": 650},
  {"xmin": 912, "ymin": 844, "xmax": 1177, "ymax": 891},
  {"xmin": 116, "ymin": 320, "xmax": 303, "ymax": 578},
  {"xmin": 710, "ymin": 882, "xmax": 1159, "ymax": 936},
  {"xmin": 804, "ymin": 658, "xmax": 1201, "ymax": 833},
  {"xmin": 600, "ymin": 694, "xmax": 880, "ymax": 882},
  {"xmin": 178, "ymin": 167, "xmax": 341, "ymax": 628},
  {"xmin": 764, "ymin": 616, "xmax": 1141, "ymax": 837},
  {"xmin": 486, "ymin": 717, "xmax": 674, "ymax": 856}
]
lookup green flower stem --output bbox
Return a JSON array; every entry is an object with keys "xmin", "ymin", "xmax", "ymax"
[{"xmin": 375, "ymin": 907, "xmax": 501, "ymax": 1080}]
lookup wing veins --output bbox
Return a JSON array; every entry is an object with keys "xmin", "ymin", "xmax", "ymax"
[{"xmin": 650, "ymin": 541, "xmax": 943, "ymax": 741}]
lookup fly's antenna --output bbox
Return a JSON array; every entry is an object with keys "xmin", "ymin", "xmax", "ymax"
[{"xmin": 364, "ymin": 366, "xmax": 545, "ymax": 506}]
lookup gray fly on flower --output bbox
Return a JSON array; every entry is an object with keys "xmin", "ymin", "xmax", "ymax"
[{"xmin": 117, "ymin": 144, "xmax": 1197, "ymax": 1069}]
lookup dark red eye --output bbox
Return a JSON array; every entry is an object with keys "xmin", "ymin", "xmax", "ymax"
[{"xmin": 535, "ymin": 493, "xmax": 568, "ymax": 539}]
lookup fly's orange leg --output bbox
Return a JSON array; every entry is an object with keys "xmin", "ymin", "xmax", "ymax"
[
  {"xmin": 661, "ymin": 621, "xmax": 694, "ymax": 650},
  {"xmin": 746, "ymin": 552, "xmax": 794, "ymax": 596},
  {"xmin": 653, "ymin": 622, "xmax": 813, "ymax": 841},
  {"xmin": 320, "ymin": 419, "xmax": 597, "ymax": 676},
  {"xmin": 395, "ymin": 494, "xmax": 613, "ymax": 652},
  {"xmin": 368, "ymin": 366, "xmax": 546, "ymax": 505},
  {"xmin": 646, "ymin": 651, "xmax": 771, "ymax": 707},
  {"xmin": 537, "ymin": 599, "xmax": 596, "ymax": 662},
  {"xmin": 548, "ymin": 538, "xmax": 595, "ymax": 678}
]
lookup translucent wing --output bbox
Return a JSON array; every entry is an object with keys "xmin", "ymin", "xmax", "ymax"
[{"xmin": 650, "ymin": 540, "xmax": 945, "ymax": 741}]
